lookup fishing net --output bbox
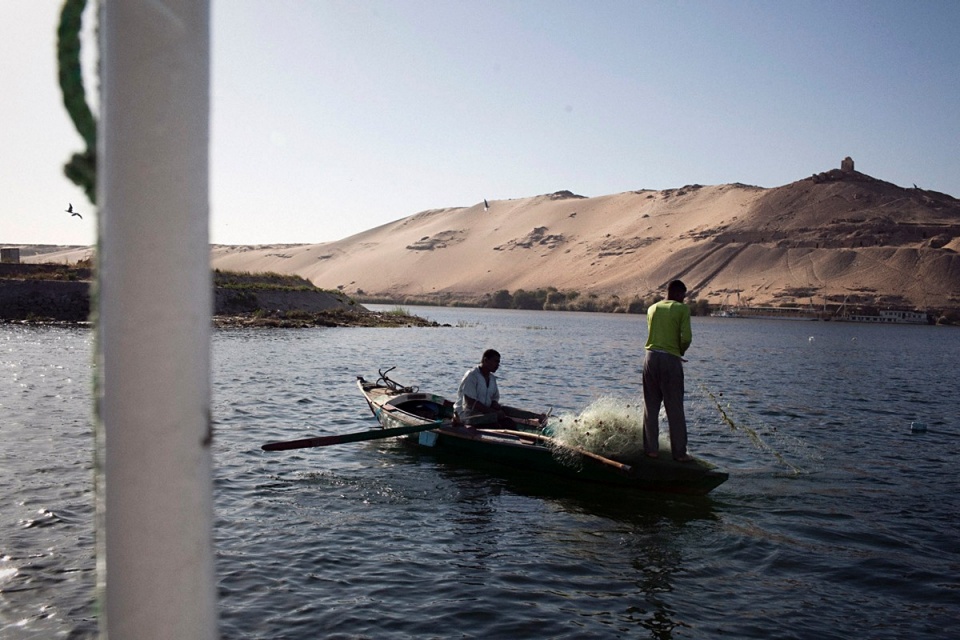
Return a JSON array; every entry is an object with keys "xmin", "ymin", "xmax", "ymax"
[{"xmin": 545, "ymin": 396, "xmax": 647, "ymax": 465}]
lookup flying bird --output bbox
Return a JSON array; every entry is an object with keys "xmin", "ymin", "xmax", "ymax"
[
  {"xmin": 484, "ymin": 199, "xmax": 489, "ymax": 211},
  {"xmin": 66, "ymin": 203, "xmax": 82, "ymax": 219}
]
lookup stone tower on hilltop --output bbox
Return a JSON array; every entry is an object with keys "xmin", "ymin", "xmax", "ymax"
[{"xmin": 841, "ymin": 156, "xmax": 855, "ymax": 172}]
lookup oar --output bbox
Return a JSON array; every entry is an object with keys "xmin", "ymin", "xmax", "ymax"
[
  {"xmin": 262, "ymin": 420, "xmax": 445, "ymax": 451},
  {"xmin": 483, "ymin": 428, "xmax": 633, "ymax": 475}
]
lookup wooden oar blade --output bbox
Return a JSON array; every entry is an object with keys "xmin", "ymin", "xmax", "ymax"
[{"xmin": 261, "ymin": 420, "xmax": 444, "ymax": 451}]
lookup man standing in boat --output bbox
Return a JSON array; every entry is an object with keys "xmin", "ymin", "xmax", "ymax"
[
  {"xmin": 455, "ymin": 349, "xmax": 504, "ymax": 426},
  {"xmin": 642, "ymin": 280, "xmax": 695, "ymax": 462}
]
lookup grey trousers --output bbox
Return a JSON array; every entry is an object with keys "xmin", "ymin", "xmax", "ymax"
[{"xmin": 642, "ymin": 350, "xmax": 688, "ymax": 458}]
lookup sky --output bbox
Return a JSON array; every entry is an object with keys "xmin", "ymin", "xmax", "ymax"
[{"xmin": 4, "ymin": 0, "xmax": 960, "ymax": 247}]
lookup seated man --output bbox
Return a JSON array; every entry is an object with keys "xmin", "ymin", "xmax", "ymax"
[{"xmin": 455, "ymin": 349, "xmax": 507, "ymax": 427}]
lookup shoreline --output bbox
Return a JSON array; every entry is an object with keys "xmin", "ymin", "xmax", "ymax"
[{"xmin": 0, "ymin": 265, "xmax": 440, "ymax": 329}]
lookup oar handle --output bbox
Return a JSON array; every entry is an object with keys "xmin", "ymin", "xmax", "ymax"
[{"xmin": 262, "ymin": 420, "xmax": 444, "ymax": 451}]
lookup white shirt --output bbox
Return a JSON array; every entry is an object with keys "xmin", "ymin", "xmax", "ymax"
[{"xmin": 455, "ymin": 366, "xmax": 499, "ymax": 416}]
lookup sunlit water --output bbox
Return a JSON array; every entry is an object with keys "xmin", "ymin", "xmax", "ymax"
[{"xmin": 2, "ymin": 308, "xmax": 959, "ymax": 638}]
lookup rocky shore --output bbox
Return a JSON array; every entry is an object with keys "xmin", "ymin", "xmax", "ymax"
[{"xmin": 0, "ymin": 264, "xmax": 439, "ymax": 328}]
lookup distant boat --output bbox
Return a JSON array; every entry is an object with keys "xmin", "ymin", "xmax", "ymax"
[
  {"xmin": 710, "ymin": 292, "xmax": 742, "ymax": 318},
  {"xmin": 837, "ymin": 310, "xmax": 930, "ymax": 325},
  {"xmin": 736, "ymin": 306, "xmax": 822, "ymax": 321},
  {"xmin": 710, "ymin": 308, "xmax": 740, "ymax": 318}
]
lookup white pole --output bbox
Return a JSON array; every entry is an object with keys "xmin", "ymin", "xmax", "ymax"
[{"xmin": 97, "ymin": 1, "xmax": 216, "ymax": 638}]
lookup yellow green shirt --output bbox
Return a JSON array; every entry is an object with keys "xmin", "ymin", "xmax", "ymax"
[{"xmin": 645, "ymin": 300, "xmax": 692, "ymax": 357}]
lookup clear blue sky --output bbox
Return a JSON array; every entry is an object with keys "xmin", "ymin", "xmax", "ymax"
[{"xmin": 5, "ymin": 0, "xmax": 960, "ymax": 246}]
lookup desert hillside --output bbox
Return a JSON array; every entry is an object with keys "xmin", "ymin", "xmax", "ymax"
[
  {"xmin": 15, "ymin": 160, "xmax": 960, "ymax": 315},
  {"xmin": 206, "ymin": 162, "xmax": 960, "ymax": 314}
]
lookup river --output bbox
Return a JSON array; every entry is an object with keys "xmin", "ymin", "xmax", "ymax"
[{"xmin": 2, "ymin": 307, "xmax": 958, "ymax": 638}]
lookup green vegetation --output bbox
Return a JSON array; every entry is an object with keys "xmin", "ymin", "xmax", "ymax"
[
  {"xmin": 385, "ymin": 306, "xmax": 410, "ymax": 316},
  {"xmin": 477, "ymin": 287, "xmax": 711, "ymax": 316},
  {"xmin": 212, "ymin": 270, "xmax": 358, "ymax": 308},
  {"xmin": 215, "ymin": 269, "xmax": 338, "ymax": 294},
  {"xmin": 354, "ymin": 286, "xmax": 714, "ymax": 315},
  {"xmin": 214, "ymin": 308, "xmax": 439, "ymax": 329},
  {"xmin": 0, "ymin": 259, "xmax": 93, "ymax": 282}
]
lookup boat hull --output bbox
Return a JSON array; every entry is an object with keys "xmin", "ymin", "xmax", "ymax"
[{"xmin": 357, "ymin": 377, "xmax": 728, "ymax": 496}]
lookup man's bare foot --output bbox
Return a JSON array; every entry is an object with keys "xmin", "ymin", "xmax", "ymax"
[{"xmin": 645, "ymin": 452, "xmax": 659, "ymax": 459}]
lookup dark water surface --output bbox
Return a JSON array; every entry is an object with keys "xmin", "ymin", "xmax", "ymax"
[{"xmin": 2, "ymin": 308, "xmax": 959, "ymax": 638}]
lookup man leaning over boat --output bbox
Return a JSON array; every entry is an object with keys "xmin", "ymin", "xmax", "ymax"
[
  {"xmin": 455, "ymin": 349, "xmax": 505, "ymax": 426},
  {"xmin": 455, "ymin": 349, "xmax": 549, "ymax": 430}
]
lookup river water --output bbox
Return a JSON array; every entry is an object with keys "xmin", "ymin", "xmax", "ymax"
[{"xmin": 2, "ymin": 307, "xmax": 959, "ymax": 638}]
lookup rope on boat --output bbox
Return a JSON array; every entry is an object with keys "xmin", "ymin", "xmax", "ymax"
[{"xmin": 376, "ymin": 366, "xmax": 418, "ymax": 393}]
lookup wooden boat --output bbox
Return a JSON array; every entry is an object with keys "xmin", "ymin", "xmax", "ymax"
[{"xmin": 356, "ymin": 370, "xmax": 728, "ymax": 496}]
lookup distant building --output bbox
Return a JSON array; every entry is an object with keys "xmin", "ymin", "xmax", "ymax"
[
  {"xmin": 841, "ymin": 156, "xmax": 855, "ymax": 172},
  {"xmin": 1, "ymin": 247, "xmax": 21, "ymax": 264}
]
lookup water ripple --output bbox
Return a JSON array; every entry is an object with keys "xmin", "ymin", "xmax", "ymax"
[{"xmin": 3, "ymin": 318, "xmax": 960, "ymax": 638}]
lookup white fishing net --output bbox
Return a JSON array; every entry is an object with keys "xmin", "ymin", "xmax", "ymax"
[{"xmin": 545, "ymin": 395, "xmax": 648, "ymax": 464}]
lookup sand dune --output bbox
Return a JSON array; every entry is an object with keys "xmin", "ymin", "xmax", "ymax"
[
  {"xmin": 16, "ymin": 162, "xmax": 960, "ymax": 314},
  {"xmin": 208, "ymin": 167, "xmax": 960, "ymax": 313}
]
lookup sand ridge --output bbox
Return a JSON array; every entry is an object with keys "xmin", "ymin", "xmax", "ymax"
[
  {"xmin": 17, "ymin": 166, "xmax": 960, "ymax": 313},
  {"xmin": 206, "ymin": 171, "xmax": 958, "ymax": 312}
]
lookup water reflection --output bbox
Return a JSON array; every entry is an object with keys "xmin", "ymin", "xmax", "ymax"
[{"xmin": 388, "ymin": 441, "xmax": 719, "ymax": 528}]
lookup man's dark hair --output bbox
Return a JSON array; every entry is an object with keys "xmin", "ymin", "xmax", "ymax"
[
  {"xmin": 482, "ymin": 349, "xmax": 501, "ymax": 361},
  {"xmin": 668, "ymin": 280, "xmax": 687, "ymax": 297}
]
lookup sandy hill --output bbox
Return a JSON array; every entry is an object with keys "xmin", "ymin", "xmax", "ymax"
[
  {"xmin": 207, "ymin": 163, "xmax": 960, "ymax": 314},
  {"xmin": 15, "ymin": 161, "xmax": 960, "ymax": 315}
]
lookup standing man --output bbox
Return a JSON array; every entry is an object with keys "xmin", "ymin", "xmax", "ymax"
[
  {"xmin": 456, "ymin": 349, "xmax": 503, "ymax": 425},
  {"xmin": 642, "ymin": 280, "xmax": 694, "ymax": 462}
]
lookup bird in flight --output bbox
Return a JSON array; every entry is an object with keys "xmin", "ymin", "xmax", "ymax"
[{"xmin": 66, "ymin": 203, "xmax": 82, "ymax": 219}]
